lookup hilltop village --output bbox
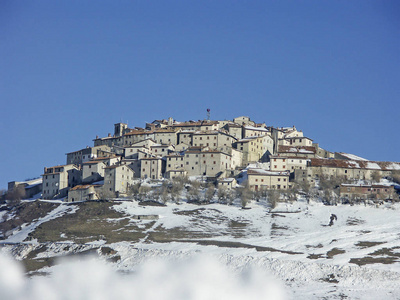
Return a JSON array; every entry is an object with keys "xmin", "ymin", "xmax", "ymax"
[{"xmin": 7, "ymin": 116, "xmax": 400, "ymax": 203}]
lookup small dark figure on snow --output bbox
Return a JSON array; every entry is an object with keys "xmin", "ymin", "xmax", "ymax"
[{"xmin": 329, "ymin": 214, "xmax": 337, "ymax": 226}]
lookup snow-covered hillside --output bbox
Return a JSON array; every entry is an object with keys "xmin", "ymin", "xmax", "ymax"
[{"xmin": 1, "ymin": 199, "xmax": 400, "ymax": 299}]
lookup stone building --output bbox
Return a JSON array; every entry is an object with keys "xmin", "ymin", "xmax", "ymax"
[
  {"xmin": 247, "ymin": 169, "xmax": 290, "ymax": 191},
  {"xmin": 103, "ymin": 165, "xmax": 135, "ymax": 196},
  {"xmin": 42, "ymin": 164, "xmax": 81, "ymax": 199}
]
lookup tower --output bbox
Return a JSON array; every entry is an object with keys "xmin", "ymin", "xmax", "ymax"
[{"xmin": 114, "ymin": 122, "xmax": 128, "ymax": 137}]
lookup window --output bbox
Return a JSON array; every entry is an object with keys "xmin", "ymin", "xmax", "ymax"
[
  {"xmin": 213, "ymin": 161, "xmax": 216, "ymax": 164},
  {"xmin": 168, "ymin": 164, "xmax": 171, "ymax": 167}
]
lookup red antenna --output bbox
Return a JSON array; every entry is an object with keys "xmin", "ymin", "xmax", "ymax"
[{"xmin": 207, "ymin": 108, "xmax": 211, "ymax": 120}]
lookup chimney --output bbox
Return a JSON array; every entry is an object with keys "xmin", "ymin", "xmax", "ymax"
[{"xmin": 108, "ymin": 133, "xmax": 111, "ymax": 137}]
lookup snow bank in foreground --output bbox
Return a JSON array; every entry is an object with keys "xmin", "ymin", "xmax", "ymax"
[{"xmin": 0, "ymin": 252, "xmax": 286, "ymax": 300}]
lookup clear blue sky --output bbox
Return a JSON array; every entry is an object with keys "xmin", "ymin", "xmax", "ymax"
[{"xmin": 1, "ymin": 1, "xmax": 399, "ymax": 189}]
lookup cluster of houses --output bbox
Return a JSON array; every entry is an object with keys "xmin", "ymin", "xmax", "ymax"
[{"xmin": 7, "ymin": 116, "xmax": 400, "ymax": 203}]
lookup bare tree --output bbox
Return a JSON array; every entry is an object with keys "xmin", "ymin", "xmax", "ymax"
[
  {"xmin": 188, "ymin": 180, "xmax": 201, "ymax": 202},
  {"xmin": 226, "ymin": 188, "xmax": 235, "ymax": 205},
  {"xmin": 170, "ymin": 179, "xmax": 184, "ymax": 203},
  {"xmin": 160, "ymin": 187, "xmax": 170, "ymax": 204},
  {"xmin": 217, "ymin": 186, "xmax": 227, "ymax": 204},
  {"xmin": 318, "ymin": 175, "xmax": 347, "ymax": 204},
  {"xmin": 371, "ymin": 171, "xmax": 382, "ymax": 183},
  {"xmin": 252, "ymin": 190, "xmax": 262, "ymax": 202},
  {"xmin": 204, "ymin": 183, "xmax": 215, "ymax": 203},
  {"xmin": 297, "ymin": 179, "xmax": 310, "ymax": 194},
  {"xmin": 152, "ymin": 187, "xmax": 162, "ymax": 203},
  {"xmin": 390, "ymin": 170, "xmax": 400, "ymax": 184},
  {"xmin": 7, "ymin": 185, "xmax": 26, "ymax": 206},
  {"xmin": 138, "ymin": 185, "xmax": 151, "ymax": 201},
  {"xmin": 98, "ymin": 188, "xmax": 116, "ymax": 200},
  {"xmin": 0, "ymin": 189, "xmax": 7, "ymax": 203},
  {"xmin": 266, "ymin": 190, "xmax": 279, "ymax": 209},
  {"xmin": 127, "ymin": 182, "xmax": 141, "ymax": 200},
  {"xmin": 237, "ymin": 182, "xmax": 251, "ymax": 208}
]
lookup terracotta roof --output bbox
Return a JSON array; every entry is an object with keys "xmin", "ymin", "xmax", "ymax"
[
  {"xmin": 93, "ymin": 136, "xmax": 116, "ymax": 141},
  {"xmin": 153, "ymin": 128, "xmax": 177, "ymax": 133},
  {"xmin": 284, "ymin": 136, "xmax": 313, "ymax": 141},
  {"xmin": 341, "ymin": 183, "xmax": 395, "ymax": 189},
  {"xmin": 237, "ymin": 136, "xmax": 260, "ymax": 143},
  {"xmin": 172, "ymin": 120, "xmax": 218, "ymax": 127},
  {"xmin": 270, "ymin": 155, "xmax": 310, "ymax": 160},
  {"xmin": 310, "ymin": 158, "xmax": 400, "ymax": 170},
  {"xmin": 278, "ymin": 145, "xmax": 317, "ymax": 154},
  {"xmin": 247, "ymin": 169, "xmax": 289, "ymax": 176},
  {"xmin": 69, "ymin": 185, "xmax": 94, "ymax": 191},
  {"xmin": 124, "ymin": 129, "xmax": 153, "ymax": 136},
  {"xmin": 225, "ymin": 123, "xmax": 242, "ymax": 128},
  {"xmin": 141, "ymin": 157, "xmax": 163, "ymax": 160},
  {"xmin": 193, "ymin": 130, "xmax": 219, "ymax": 135},
  {"xmin": 42, "ymin": 172, "xmax": 61, "ymax": 176},
  {"xmin": 82, "ymin": 160, "xmax": 106, "ymax": 165}
]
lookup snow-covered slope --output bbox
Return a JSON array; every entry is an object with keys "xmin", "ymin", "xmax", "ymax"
[{"xmin": 1, "ymin": 199, "xmax": 399, "ymax": 299}]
